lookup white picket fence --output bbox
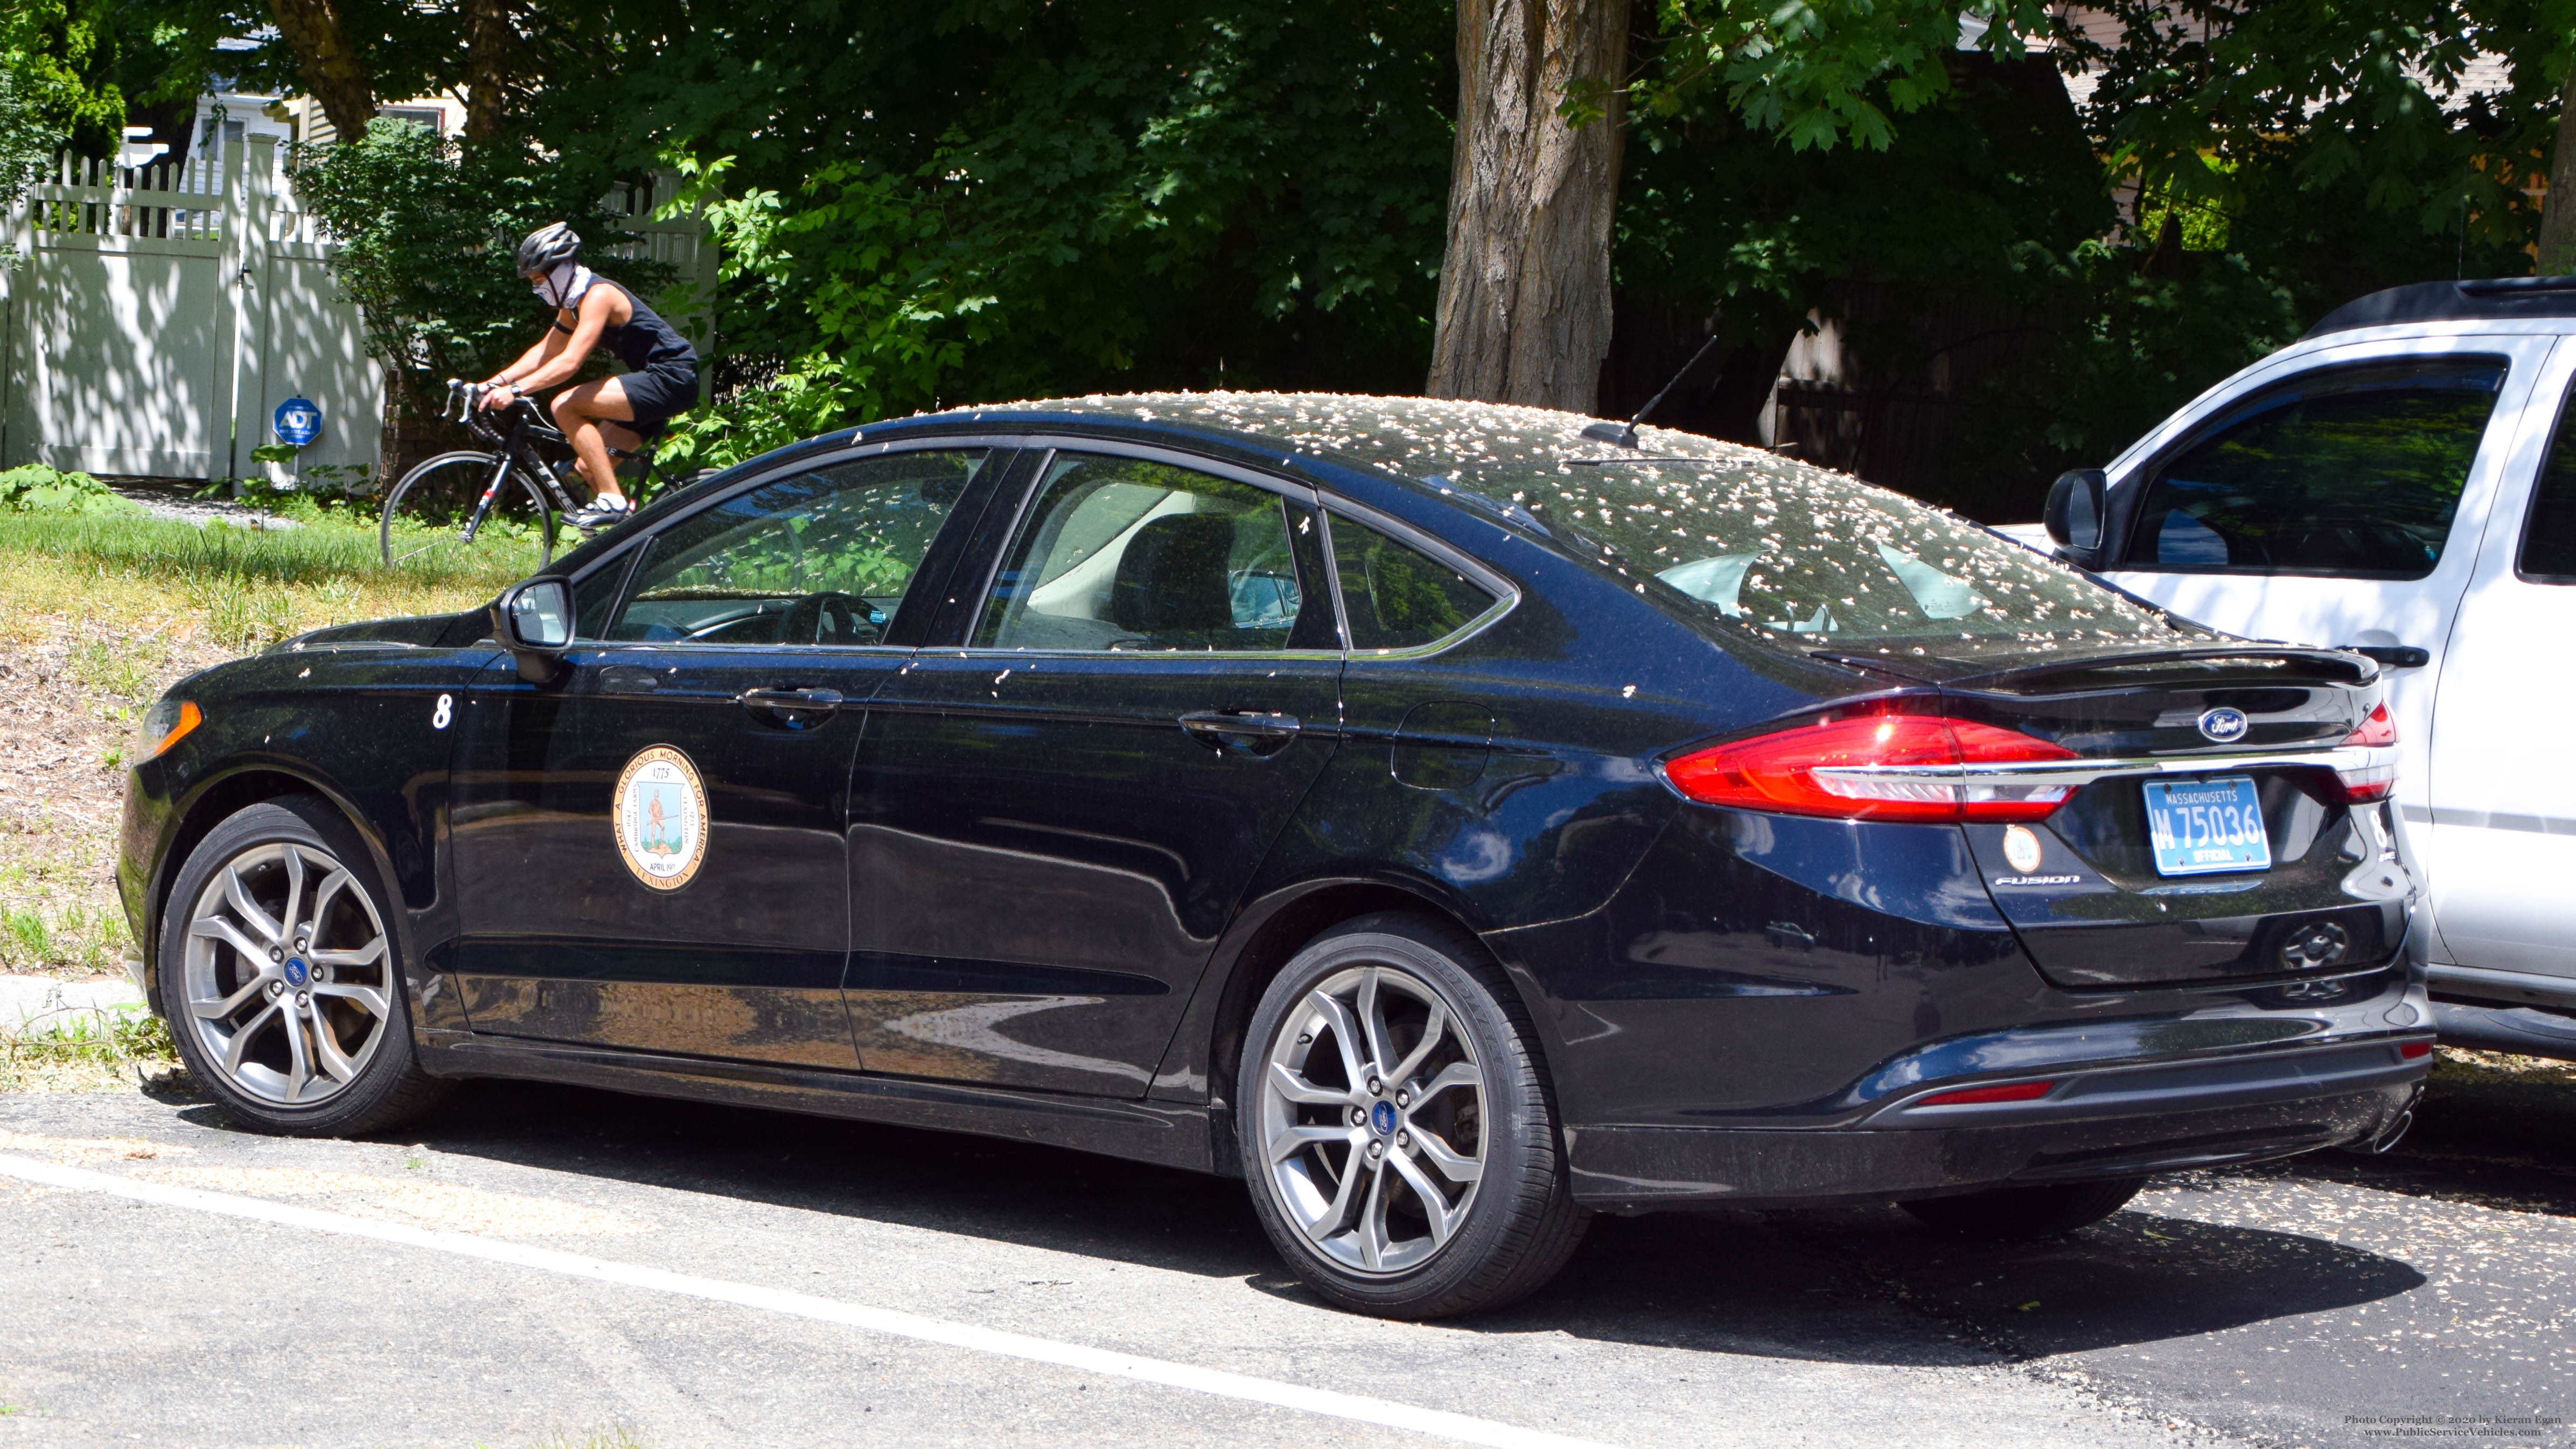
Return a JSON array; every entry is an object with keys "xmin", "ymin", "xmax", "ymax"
[{"xmin": 0, "ymin": 138, "xmax": 715, "ymax": 484}]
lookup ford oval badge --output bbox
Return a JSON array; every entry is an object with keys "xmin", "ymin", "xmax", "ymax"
[{"xmin": 2197, "ymin": 706, "xmax": 2250, "ymax": 743}]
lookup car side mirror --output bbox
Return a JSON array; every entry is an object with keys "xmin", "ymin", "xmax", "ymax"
[
  {"xmin": 2044, "ymin": 468, "xmax": 2108, "ymax": 569},
  {"xmin": 492, "ymin": 577, "xmax": 574, "ymax": 684}
]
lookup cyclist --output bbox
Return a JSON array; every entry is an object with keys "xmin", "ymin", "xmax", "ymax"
[{"xmin": 478, "ymin": 222, "xmax": 700, "ymax": 528}]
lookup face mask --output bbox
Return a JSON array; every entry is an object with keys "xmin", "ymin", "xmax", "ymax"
[{"xmin": 531, "ymin": 262, "xmax": 587, "ymax": 308}]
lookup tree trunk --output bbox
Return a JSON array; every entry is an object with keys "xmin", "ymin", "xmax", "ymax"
[
  {"xmin": 2542, "ymin": 61, "xmax": 2576, "ymax": 275},
  {"xmin": 1427, "ymin": 0, "xmax": 1631, "ymax": 413},
  {"xmin": 463, "ymin": 0, "xmax": 511, "ymax": 143},
  {"xmin": 263, "ymin": 0, "xmax": 375, "ymax": 143}
]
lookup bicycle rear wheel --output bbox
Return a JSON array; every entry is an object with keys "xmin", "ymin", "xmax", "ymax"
[{"xmin": 379, "ymin": 451, "xmax": 557, "ymax": 575}]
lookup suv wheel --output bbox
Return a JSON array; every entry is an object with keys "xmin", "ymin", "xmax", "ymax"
[
  {"xmin": 1238, "ymin": 912, "xmax": 1586, "ymax": 1318},
  {"xmin": 157, "ymin": 798, "xmax": 450, "ymax": 1135}
]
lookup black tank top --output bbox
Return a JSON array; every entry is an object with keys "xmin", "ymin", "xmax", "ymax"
[{"xmin": 566, "ymin": 279, "xmax": 697, "ymax": 373}]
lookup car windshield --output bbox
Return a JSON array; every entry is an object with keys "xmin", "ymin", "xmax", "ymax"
[{"xmin": 993, "ymin": 394, "xmax": 2197, "ymax": 657}]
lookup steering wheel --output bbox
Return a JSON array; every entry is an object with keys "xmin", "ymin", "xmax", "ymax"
[{"xmin": 778, "ymin": 591, "xmax": 879, "ymax": 645}]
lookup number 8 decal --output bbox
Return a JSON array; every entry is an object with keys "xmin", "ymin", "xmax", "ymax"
[{"xmin": 432, "ymin": 693, "xmax": 453, "ymax": 730}]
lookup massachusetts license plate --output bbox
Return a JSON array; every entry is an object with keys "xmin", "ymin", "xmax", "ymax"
[{"xmin": 2143, "ymin": 776, "xmax": 2272, "ymax": 876}]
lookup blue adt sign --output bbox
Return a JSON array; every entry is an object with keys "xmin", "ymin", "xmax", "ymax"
[{"xmin": 273, "ymin": 396, "xmax": 322, "ymax": 449}]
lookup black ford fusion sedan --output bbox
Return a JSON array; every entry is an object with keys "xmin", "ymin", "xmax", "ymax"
[{"xmin": 119, "ymin": 393, "xmax": 2433, "ymax": 1317}]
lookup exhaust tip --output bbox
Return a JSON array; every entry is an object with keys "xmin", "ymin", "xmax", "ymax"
[
  {"xmin": 2340, "ymin": 1107, "xmax": 2416, "ymax": 1157},
  {"xmin": 2369, "ymin": 1110, "xmax": 2415, "ymax": 1154}
]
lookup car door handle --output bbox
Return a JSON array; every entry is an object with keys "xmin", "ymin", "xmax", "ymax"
[
  {"xmin": 1180, "ymin": 710, "xmax": 1301, "ymax": 738},
  {"xmin": 2344, "ymin": 645, "xmax": 2431, "ymax": 670},
  {"xmin": 739, "ymin": 687, "xmax": 844, "ymax": 728},
  {"xmin": 1179, "ymin": 710, "xmax": 1302, "ymax": 755}
]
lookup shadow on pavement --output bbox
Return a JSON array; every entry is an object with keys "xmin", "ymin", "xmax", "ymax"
[
  {"xmin": 254, "ymin": 1076, "xmax": 2431, "ymax": 1367},
  {"xmin": 2292, "ymin": 1064, "xmax": 2576, "ymax": 1217},
  {"xmin": 1744, "ymin": 1202, "xmax": 2426, "ymax": 1359}
]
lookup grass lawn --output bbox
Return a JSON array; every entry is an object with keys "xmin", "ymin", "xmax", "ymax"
[
  {"xmin": 0, "ymin": 508, "xmax": 527, "ymax": 652},
  {"xmin": 0, "ymin": 505, "xmax": 523, "ymax": 1089}
]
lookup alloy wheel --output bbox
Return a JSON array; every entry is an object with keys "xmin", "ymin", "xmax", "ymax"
[
  {"xmin": 179, "ymin": 841, "xmax": 394, "ymax": 1106},
  {"xmin": 1257, "ymin": 963, "xmax": 1486, "ymax": 1276}
]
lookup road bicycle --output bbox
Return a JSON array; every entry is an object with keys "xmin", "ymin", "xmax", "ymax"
[{"xmin": 377, "ymin": 379, "xmax": 667, "ymax": 569}]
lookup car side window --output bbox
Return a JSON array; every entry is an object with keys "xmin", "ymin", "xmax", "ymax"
[
  {"xmin": 2519, "ymin": 381, "xmax": 2576, "ymax": 583},
  {"xmin": 2128, "ymin": 359, "xmax": 2505, "ymax": 579},
  {"xmin": 571, "ymin": 553, "xmax": 631, "ymax": 639},
  {"xmin": 608, "ymin": 449, "xmax": 988, "ymax": 645},
  {"xmin": 975, "ymin": 453, "xmax": 1308, "ymax": 652},
  {"xmin": 1328, "ymin": 513, "xmax": 1499, "ymax": 651}
]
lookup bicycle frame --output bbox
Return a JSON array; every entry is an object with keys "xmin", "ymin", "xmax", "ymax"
[
  {"xmin": 444, "ymin": 382, "xmax": 582, "ymax": 533},
  {"xmin": 434, "ymin": 379, "xmax": 665, "ymax": 545}
]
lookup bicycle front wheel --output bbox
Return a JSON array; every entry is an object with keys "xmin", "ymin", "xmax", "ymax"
[{"xmin": 379, "ymin": 451, "xmax": 557, "ymax": 577}]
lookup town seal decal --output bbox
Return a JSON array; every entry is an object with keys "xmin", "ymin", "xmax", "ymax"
[{"xmin": 613, "ymin": 746, "xmax": 708, "ymax": 890}]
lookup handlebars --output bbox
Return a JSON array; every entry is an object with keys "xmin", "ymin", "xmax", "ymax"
[
  {"xmin": 442, "ymin": 378, "xmax": 561, "ymax": 444},
  {"xmin": 444, "ymin": 378, "xmax": 537, "ymax": 422}
]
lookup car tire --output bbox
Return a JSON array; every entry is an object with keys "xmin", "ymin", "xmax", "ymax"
[
  {"xmin": 157, "ymin": 797, "xmax": 451, "ymax": 1136},
  {"xmin": 1899, "ymin": 1176, "xmax": 2148, "ymax": 1240},
  {"xmin": 1237, "ymin": 911, "xmax": 1587, "ymax": 1318}
]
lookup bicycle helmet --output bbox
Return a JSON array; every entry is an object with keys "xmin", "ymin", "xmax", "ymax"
[{"xmin": 515, "ymin": 222, "xmax": 583, "ymax": 275}]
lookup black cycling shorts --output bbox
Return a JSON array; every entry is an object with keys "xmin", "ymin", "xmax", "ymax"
[{"xmin": 615, "ymin": 361, "xmax": 701, "ymax": 443}]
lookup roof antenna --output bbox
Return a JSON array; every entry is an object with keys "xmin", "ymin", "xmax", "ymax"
[{"xmin": 1582, "ymin": 316, "xmax": 1723, "ymax": 449}]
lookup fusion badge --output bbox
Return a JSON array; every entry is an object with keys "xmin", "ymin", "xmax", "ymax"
[{"xmin": 614, "ymin": 746, "xmax": 709, "ymax": 891}]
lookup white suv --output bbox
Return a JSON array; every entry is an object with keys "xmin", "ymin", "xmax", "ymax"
[{"xmin": 2019, "ymin": 277, "xmax": 2576, "ymax": 1060}]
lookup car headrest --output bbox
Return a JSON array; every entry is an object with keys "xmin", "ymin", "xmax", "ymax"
[{"xmin": 1111, "ymin": 513, "xmax": 1235, "ymax": 634}]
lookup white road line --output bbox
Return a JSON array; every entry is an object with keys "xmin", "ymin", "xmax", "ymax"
[{"xmin": 0, "ymin": 1152, "xmax": 1614, "ymax": 1449}]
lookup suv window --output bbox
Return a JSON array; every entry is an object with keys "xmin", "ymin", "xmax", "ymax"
[
  {"xmin": 976, "ymin": 452, "xmax": 1309, "ymax": 652},
  {"xmin": 2521, "ymin": 380, "xmax": 2576, "ymax": 583},
  {"xmin": 608, "ymin": 449, "xmax": 987, "ymax": 644},
  {"xmin": 1328, "ymin": 513, "xmax": 1500, "ymax": 650},
  {"xmin": 2128, "ymin": 360, "xmax": 2505, "ymax": 579}
]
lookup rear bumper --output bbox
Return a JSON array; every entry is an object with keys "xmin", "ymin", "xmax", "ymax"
[{"xmin": 1564, "ymin": 1038, "xmax": 2428, "ymax": 1211}]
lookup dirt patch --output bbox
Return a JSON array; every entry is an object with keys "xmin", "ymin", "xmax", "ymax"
[{"xmin": 0, "ymin": 612, "xmax": 228, "ymax": 979}]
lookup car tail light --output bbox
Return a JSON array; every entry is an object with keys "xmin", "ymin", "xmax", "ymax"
[
  {"xmin": 1914, "ymin": 1079, "xmax": 2055, "ymax": 1106},
  {"xmin": 2400, "ymin": 1041, "xmax": 2432, "ymax": 1060},
  {"xmin": 1662, "ymin": 713, "xmax": 2081, "ymax": 823},
  {"xmin": 2330, "ymin": 702, "xmax": 2399, "ymax": 803}
]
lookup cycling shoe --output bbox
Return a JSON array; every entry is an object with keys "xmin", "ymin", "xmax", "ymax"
[{"xmin": 567, "ymin": 496, "xmax": 634, "ymax": 531}]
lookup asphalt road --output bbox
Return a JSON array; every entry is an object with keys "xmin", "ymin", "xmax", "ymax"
[{"xmin": 0, "ymin": 1061, "xmax": 2569, "ymax": 1449}]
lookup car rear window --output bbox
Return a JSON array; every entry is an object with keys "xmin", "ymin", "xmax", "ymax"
[
  {"xmin": 1529, "ymin": 462, "xmax": 2183, "ymax": 650},
  {"xmin": 1062, "ymin": 395, "xmax": 2189, "ymax": 654}
]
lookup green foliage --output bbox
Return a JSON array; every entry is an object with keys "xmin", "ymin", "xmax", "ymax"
[
  {"xmin": 1622, "ymin": 54, "xmax": 2113, "ymax": 304},
  {"xmin": 1, "ymin": 0, "xmax": 124, "ymax": 158},
  {"xmin": 0, "ymin": 71, "xmax": 66, "ymax": 267},
  {"xmin": 0, "ymin": 465, "xmax": 144, "ymax": 517},
  {"xmin": 672, "ymin": 153, "xmax": 992, "ymax": 425},
  {"xmin": 1617, "ymin": 0, "xmax": 2063, "ymax": 148},
  {"xmin": 289, "ymin": 119, "xmax": 665, "ymax": 413},
  {"xmin": 2075, "ymin": 0, "xmax": 2562, "ymax": 247},
  {"xmin": 249, "ymin": 443, "xmax": 302, "ymax": 464},
  {"xmin": 642, "ymin": 0, "xmax": 1454, "ymax": 416},
  {"xmin": 653, "ymin": 350, "xmax": 868, "ymax": 476}
]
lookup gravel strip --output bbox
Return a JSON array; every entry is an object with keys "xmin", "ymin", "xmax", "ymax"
[{"xmin": 103, "ymin": 480, "xmax": 303, "ymax": 530}]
